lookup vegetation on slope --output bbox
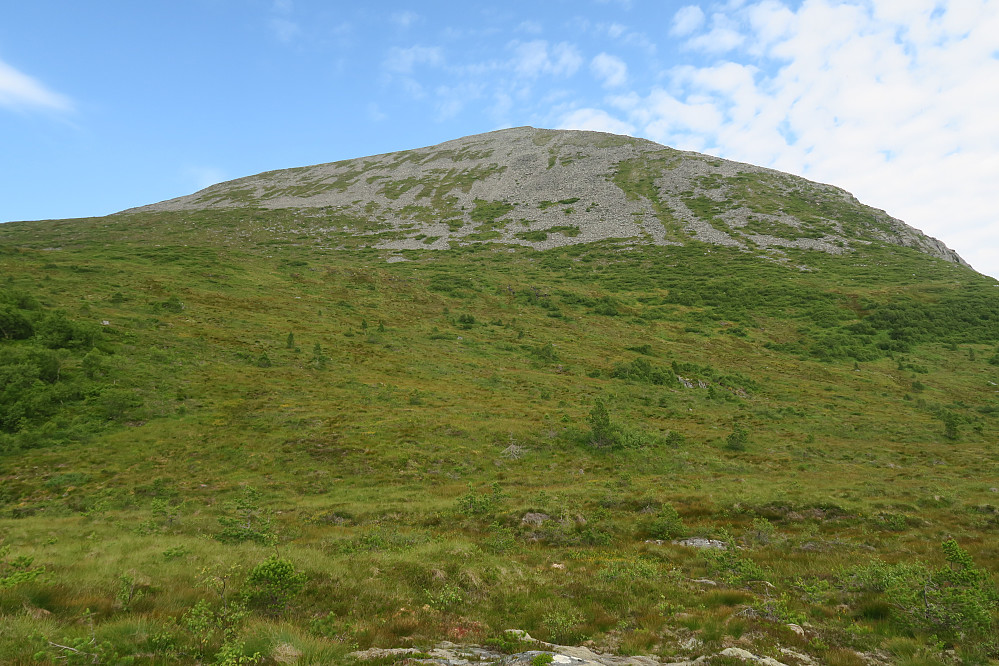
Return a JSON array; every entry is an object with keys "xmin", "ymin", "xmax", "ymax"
[{"xmin": 0, "ymin": 209, "xmax": 997, "ymax": 665}]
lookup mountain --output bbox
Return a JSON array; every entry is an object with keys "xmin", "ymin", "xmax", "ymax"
[
  {"xmin": 132, "ymin": 126, "xmax": 966, "ymax": 266},
  {"xmin": 1, "ymin": 129, "xmax": 997, "ymax": 665}
]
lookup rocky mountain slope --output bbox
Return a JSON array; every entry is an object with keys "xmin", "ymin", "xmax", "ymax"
[
  {"xmin": 2, "ymin": 128, "xmax": 996, "ymax": 665},
  {"xmin": 132, "ymin": 126, "xmax": 966, "ymax": 265}
]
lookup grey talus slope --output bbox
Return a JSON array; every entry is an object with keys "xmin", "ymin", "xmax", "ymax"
[{"xmin": 128, "ymin": 126, "xmax": 966, "ymax": 265}]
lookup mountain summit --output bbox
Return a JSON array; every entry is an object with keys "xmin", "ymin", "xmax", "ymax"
[{"xmin": 134, "ymin": 126, "xmax": 965, "ymax": 265}]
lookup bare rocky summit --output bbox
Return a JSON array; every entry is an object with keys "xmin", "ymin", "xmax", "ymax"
[{"xmin": 130, "ymin": 126, "xmax": 965, "ymax": 265}]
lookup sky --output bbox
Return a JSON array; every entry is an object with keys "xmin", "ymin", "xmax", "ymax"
[{"xmin": 2, "ymin": 0, "xmax": 997, "ymax": 278}]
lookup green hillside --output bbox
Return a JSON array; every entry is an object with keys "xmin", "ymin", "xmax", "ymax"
[{"xmin": 1, "ymin": 132, "xmax": 998, "ymax": 665}]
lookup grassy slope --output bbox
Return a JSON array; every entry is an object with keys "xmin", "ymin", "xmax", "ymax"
[{"xmin": 1, "ymin": 209, "xmax": 998, "ymax": 665}]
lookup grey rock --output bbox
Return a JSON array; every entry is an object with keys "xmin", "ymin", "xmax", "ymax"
[
  {"xmin": 522, "ymin": 512, "xmax": 551, "ymax": 526},
  {"xmin": 673, "ymin": 538, "xmax": 727, "ymax": 549}
]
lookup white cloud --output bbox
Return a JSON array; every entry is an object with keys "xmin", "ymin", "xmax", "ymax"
[
  {"xmin": 0, "ymin": 59, "xmax": 73, "ymax": 112},
  {"xmin": 383, "ymin": 45, "xmax": 444, "ymax": 74},
  {"xmin": 671, "ymin": 6, "xmax": 705, "ymax": 36},
  {"xmin": 390, "ymin": 11, "xmax": 420, "ymax": 29},
  {"xmin": 510, "ymin": 40, "xmax": 583, "ymax": 78},
  {"xmin": 591, "ymin": 53, "xmax": 628, "ymax": 88},
  {"xmin": 598, "ymin": 0, "xmax": 999, "ymax": 277},
  {"xmin": 607, "ymin": 23, "xmax": 626, "ymax": 39},
  {"xmin": 558, "ymin": 108, "xmax": 636, "ymax": 136},
  {"xmin": 684, "ymin": 25, "xmax": 746, "ymax": 53},
  {"xmin": 599, "ymin": 22, "xmax": 657, "ymax": 55}
]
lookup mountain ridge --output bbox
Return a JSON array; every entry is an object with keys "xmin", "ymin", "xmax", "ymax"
[{"xmin": 127, "ymin": 126, "xmax": 967, "ymax": 267}]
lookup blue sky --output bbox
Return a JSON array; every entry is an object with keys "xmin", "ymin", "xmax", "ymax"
[{"xmin": 2, "ymin": 0, "xmax": 997, "ymax": 277}]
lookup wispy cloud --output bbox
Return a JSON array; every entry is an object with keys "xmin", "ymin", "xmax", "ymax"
[
  {"xmin": 591, "ymin": 53, "xmax": 628, "ymax": 88},
  {"xmin": 383, "ymin": 45, "xmax": 444, "ymax": 74},
  {"xmin": 390, "ymin": 11, "xmax": 421, "ymax": 29},
  {"xmin": 670, "ymin": 5, "xmax": 705, "ymax": 36},
  {"xmin": 0, "ymin": 59, "xmax": 73, "ymax": 112},
  {"xmin": 267, "ymin": 0, "xmax": 300, "ymax": 43},
  {"xmin": 558, "ymin": 108, "xmax": 635, "ymax": 135},
  {"xmin": 592, "ymin": 0, "xmax": 999, "ymax": 274},
  {"xmin": 510, "ymin": 40, "xmax": 583, "ymax": 78}
]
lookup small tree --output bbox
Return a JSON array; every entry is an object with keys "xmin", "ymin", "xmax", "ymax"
[
  {"xmin": 647, "ymin": 504, "xmax": 685, "ymax": 540},
  {"xmin": 285, "ymin": 332, "xmax": 295, "ymax": 349},
  {"xmin": 81, "ymin": 348, "xmax": 106, "ymax": 379},
  {"xmin": 588, "ymin": 399, "xmax": 615, "ymax": 447},
  {"xmin": 725, "ymin": 426, "xmax": 749, "ymax": 451},
  {"xmin": 216, "ymin": 486, "xmax": 275, "ymax": 545},
  {"xmin": 246, "ymin": 555, "xmax": 306, "ymax": 615},
  {"xmin": 310, "ymin": 342, "xmax": 328, "ymax": 369},
  {"xmin": 940, "ymin": 410, "xmax": 960, "ymax": 441}
]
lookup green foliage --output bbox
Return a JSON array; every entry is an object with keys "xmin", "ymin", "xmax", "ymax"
[
  {"xmin": 484, "ymin": 632, "xmax": 538, "ymax": 654},
  {"xmin": 0, "ymin": 305, "xmax": 33, "ymax": 340},
  {"xmin": 470, "ymin": 199, "xmax": 515, "ymax": 228},
  {"xmin": 216, "ymin": 487, "xmax": 276, "ymax": 545},
  {"xmin": 81, "ymin": 348, "xmax": 106, "ymax": 379},
  {"xmin": 456, "ymin": 482, "xmax": 503, "ymax": 516},
  {"xmin": 530, "ymin": 341, "xmax": 560, "ymax": 364},
  {"xmin": 35, "ymin": 311, "xmax": 99, "ymax": 349},
  {"xmin": 424, "ymin": 582, "xmax": 464, "ymax": 611},
  {"xmin": 611, "ymin": 357, "xmax": 671, "ymax": 385},
  {"xmin": 516, "ymin": 230, "xmax": 549, "ymax": 242},
  {"xmin": 115, "ymin": 572, "xmax": 148, "ymax": 611},
  {"xmin": 36, "ymin": 609, "xmax": 132, "ymax": 665},
  {"xmin": 725, "ymin": 426, "xmax": 749, "ymax": 451},
  {"xmin": 245, "ymin": 555, "xmax": 306, "ymax": 615},
  {"xmin": 310, "ymin": 342, "xmax": 328, "ymax": 369},
  {"xmin": 938, "ymin": 409, "xmax": 961, "ymax": 440},
  {"xmin": 0, "ymin": 546, "xmax": 45, "ymax": 587},
  {"xmin": 587, "ymin": 399, "xmax": 614, "ymax": 447},
  {"xmin": 702, "ymin": 542, "xmax": 769, "ymax": 586},
  {"xmin": 541, "ymin": 608, "xmax": 586, "ymax": 644},
  {"xmin": 843, "ymin": 540, "xmax": 997, "ymax": 641},
  {"xmin": 645, "ymin": 504, "xmax": 686, "ymax": 540}
]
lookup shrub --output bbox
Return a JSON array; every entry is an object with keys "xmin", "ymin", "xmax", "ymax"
[
  {"xmin": 456, "ymin": 482, "xmax": 503, "ymax": 516},
  {"xmin": 725, "ymin": 426, "xmax": 749, "ymax": 451},
  {"xmin": 0, "ymin": 546, "xmax": 45, "ymax": 587},
  {"xmin": 0, "ymin": 305, "xmax": 33, "ymax": 340},
  {"xmin": 216, "ymin": 487, "xmax": 275, "ymax": 545},
  {"xmin": 246, "ymin": 555, "xmax": 306, "ymax": 615},
  {"xmin": 587, "ymin": 399, "xmax": 615, "ymax": 447},
  {"xmin": 646, "ymin": 504, "xmax": 685, "ymax": 540},
  {"xmin": 541, "ymin": 608, "xmax": 586, "ymax": 644},
  {"xmin": 843, "ymin": 540, "xmax": 997, "ymax": 641}
]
